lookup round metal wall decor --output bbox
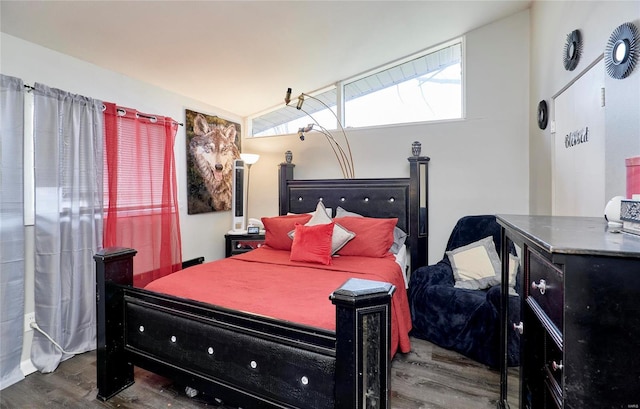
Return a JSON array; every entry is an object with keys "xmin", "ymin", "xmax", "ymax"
[
  {"xmin": 537, "ymin": 100, "xmax": 548, "ymax": 130},
  {"xmin": 604, "ymin": 22, "xmax": 640, "ymax": 80},
  {"xmin": 563, "ymin": 29, "xmax": 583, "ymax": 71}
]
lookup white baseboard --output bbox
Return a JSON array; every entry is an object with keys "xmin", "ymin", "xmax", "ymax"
[{"xmin": 20, "ymin": 359, "xmax": 37, "ymax": 377}]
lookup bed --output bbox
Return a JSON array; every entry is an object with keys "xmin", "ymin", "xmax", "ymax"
[{"xmin": 94, "ymin": 157, "xmax": 429, "ymax": 409}]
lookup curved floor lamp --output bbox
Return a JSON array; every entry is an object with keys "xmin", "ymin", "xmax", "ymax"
[
  {"xmin": 240, "ymin": 153, "xmax": 259, "ymax": 229},
  {"xmin": 285, "ymin": 88, "xmax": 355, "ymax": 179}
]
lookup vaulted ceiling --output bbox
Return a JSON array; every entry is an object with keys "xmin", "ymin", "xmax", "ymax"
[{"xmin": 0, "ymin": 0, "xmax": 531, "ymax": 117}]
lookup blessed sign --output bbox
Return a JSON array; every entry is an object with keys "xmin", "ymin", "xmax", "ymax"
[{"xmin": 565, "ymin": 126, "xmax": 589, "ymax": 148}]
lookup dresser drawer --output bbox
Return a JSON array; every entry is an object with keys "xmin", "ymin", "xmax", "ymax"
[
  {"xmin": 543, "ymin": 377, "xmax": 562, "ymax": 409},
  {"xmin": 544, "ymin": 332, "xmax": 563, "ymax": 398},
  {"xmin": 231, "ymin": 238, "xmax": 264, "ymax": 252},
  {"xmin": 527, "ymin": 249, "xmax": 564, "ymax": 333},
  {"xmin": 225, "ymin": 234, "xmax": 265, "ymax": 257}
]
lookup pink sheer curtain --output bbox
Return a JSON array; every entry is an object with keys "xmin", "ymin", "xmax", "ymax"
[{"xmin": 103, "ymin": 103, "xmax": 182, "ymax": 287}]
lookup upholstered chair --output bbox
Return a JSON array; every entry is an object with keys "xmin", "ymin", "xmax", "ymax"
[{"xmin": 408, "ymin": 215, "xmax": 520, "ymax": 368}]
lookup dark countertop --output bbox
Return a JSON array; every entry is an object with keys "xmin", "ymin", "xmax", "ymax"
[{"xmin": 496, "ymin": 214, "xmax": 640, "ymax": 258}]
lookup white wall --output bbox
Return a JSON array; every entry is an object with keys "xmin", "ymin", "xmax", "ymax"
[
  {"xmin": 529, "ymin": 1, "xmax": 640, "ymax": 213},
  {"xmin": 243, "ymin": 9, "xmax": 531, "ymax": 264}
]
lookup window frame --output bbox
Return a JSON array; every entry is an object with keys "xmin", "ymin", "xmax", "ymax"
[{"xmin": 249, "ymin": 36, "xmax": 465, "ymax": 136}]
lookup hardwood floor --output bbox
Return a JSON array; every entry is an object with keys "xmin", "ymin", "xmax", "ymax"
[{"xmin": 0, "ymin": 337, "xmax": 518, "ymax": 409}]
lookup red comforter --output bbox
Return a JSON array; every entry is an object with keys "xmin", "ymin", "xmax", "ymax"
[{"xmin": 144, "ymin": 246, "xmax": 412, "ymax": 356}]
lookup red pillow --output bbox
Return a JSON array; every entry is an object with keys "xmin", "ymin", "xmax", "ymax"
[
  {"xmin": 290, "ymin": 222, "xmax": 334, "ymax": 265},
  {"xmin": 262, "ymin": 214, "xmax": 312, "ymax": 250},
  {"xmin": 333, "ymin": 216, "xmax": 397, "ymax": 258}
]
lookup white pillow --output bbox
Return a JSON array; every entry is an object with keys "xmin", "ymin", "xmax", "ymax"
[
  {"xmin": 447, "ymin": 236, "xmax": 501, "ymax": 290},
  {"xmin": 289, "ymin": 201, "xmax": 355, "ymax": 255},
  {"xmin": 287, "ymin": 207, "xmax": 332, "ymax": 217},
  {"xmin": 506, "ymin": 254, "xmax": 520, "ymax": 296}
]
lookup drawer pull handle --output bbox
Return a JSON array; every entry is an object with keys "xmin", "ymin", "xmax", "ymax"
[
  {"xmin": 531, "ymin": 279, "xmax": 547, "ymax": 294},
  {"xmin": 552, "ymin": 360, "xmax": 563, "ymax": 371},
  {"xmin": 513, "ymin": 322, "xmax": 524, "ymax": 334}
]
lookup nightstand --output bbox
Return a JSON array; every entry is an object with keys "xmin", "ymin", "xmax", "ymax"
[{"xmin": 225, "ymin": 233, "xmax": 265, "ymax": 257}]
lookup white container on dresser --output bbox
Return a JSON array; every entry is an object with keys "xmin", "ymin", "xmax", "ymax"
[{"xmin": 496, "ymin": 215, "xmax": 640, "ymax": 409}]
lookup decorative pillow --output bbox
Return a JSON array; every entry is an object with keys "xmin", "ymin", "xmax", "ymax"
[
  {"xmin": 289, "ymin": 222, "xmax": 334, "ymax": 265},
  {"xmin": 447, "ymin": 236, "xmax": 502, "ymax": 290},
  {"xmin": 287, "ymin": 207, "xmax": 332, "ymax": 217},
  {"xmin": 506, "ymin": 254, "xmax": 520, "ymax": 296},
  {"xmin": 333, "ymin": 216, "xmax": 397, "ymax": 258},
  {"xmin": 290, "ymin": 201, "xmax": 355, "ymax": 254},
  {"xmin": 335, "ymin": 206, "xmax": 407, "ymax": 254},
  {"xmin": 262, "ymin": 214, "xmax": 312, "ymax": 250}
]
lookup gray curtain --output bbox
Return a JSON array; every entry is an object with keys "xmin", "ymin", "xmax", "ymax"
[
  {"xmin": 0, "ymin": 75, "xmax": 25, "ymax": 389},
  {"xmin": 32, "ymin": 83, "xmax": 103, "ymax": 372}
]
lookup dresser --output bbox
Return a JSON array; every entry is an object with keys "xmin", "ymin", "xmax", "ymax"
[{"xmin": 496, "ymin": 215, "xmax": 640, "ymax": 409}]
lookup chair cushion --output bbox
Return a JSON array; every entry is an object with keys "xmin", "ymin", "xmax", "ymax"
[{"xmin": 447, "ymin": 236, "xmax": 501, "ymax": 290}]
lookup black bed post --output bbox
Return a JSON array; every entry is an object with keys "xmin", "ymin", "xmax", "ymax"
[
  {"xmin": 407, "ymin": 156, "xmax": 429, "ymax": 269},
  {"xmin": 331, "ymin": 278, "xmax": 395, "ymax": 409},
  {"xmin": 94, "ymin": 247, "xmax": 137, "ymax": 401},
  {"xmin": 278, "ymin": 161, "xmax": 295, "ymax": 215}
]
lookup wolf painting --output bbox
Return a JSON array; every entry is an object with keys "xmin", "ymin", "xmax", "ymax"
[{"xmin": 186, "ymin": 110, "xmax": 241, "ymax": 214}]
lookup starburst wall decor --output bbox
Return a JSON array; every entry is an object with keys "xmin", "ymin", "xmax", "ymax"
[
  {"xmin": 604, "ymin": 22, "xmax": 640, "ymax": 80},
  {"xmin": 563, "ymin": 29, "xmax": 583, "ymax": 71}
]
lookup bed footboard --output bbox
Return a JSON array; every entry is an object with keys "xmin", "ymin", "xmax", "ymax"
[
  {"xmin": 331, "ymin": 278, "xmax": 395, "ymax": 408},
  {"xmin": 95, "ymin": 248, "xmax": 395, "ymax": 408},
  {"xmin": 95, "ymin": 247, "xmax": 137, "ymax": 400}
]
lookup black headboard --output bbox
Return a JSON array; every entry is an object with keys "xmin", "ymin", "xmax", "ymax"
[{"xmin": 278, "ymin": 157, "xmax": 429, "ymax": 270}]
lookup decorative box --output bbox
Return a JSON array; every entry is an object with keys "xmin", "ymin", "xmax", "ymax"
[{"xmin": 620, "ymin": 199, "xmax": 640, "ymax": 235}]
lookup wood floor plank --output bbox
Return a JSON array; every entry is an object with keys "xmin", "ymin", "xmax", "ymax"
[{"xmin": 1, "ymin": 337, "xmax": 518, "ymax": 409}]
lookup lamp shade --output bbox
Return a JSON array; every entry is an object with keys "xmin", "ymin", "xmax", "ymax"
[{"xmin": 240, "ymin": 153, "xmax": 260, "ymax": 165}]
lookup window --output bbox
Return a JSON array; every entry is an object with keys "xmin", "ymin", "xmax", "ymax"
[
  {"xmin": 252, "ymin": 88, "xmax": 338, "ymax": 137},
  {"xmin": 103, "ymin": 104, "xmax": 182, "ymax": 287},
  {"xmin": 250, "ymin": 38, "xmax": 463, "ymax": 136},
  {"xmin": 344, "ymin": 40, "xmax": 462, "ymax": 127},
  {"xmin": 103, "ymin": 112, "xmax": 171, "ymax": 215}
]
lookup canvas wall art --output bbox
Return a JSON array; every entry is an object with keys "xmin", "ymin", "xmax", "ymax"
[{"xmin": 186, "ymin": 109, "xmax": 242, "ymax": 214}]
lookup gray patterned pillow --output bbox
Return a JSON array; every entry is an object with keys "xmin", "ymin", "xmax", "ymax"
[{"xmin": 289, "ymin": 201, "xmax": 355, "ymax": 255}]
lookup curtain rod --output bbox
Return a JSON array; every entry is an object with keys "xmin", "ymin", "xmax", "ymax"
[
  {"xmin": 23, "ymin": 84, "xmax": 183, "ymax": 127},
  {"xmin": 136, "ymin": 112, "xmax": 184, "ymax": 127}
]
